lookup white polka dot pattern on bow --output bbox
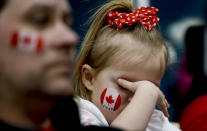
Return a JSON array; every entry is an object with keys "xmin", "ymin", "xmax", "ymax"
[{"xmin": 107, "ymin": 6, "xmax": 159, "ymax": 31}]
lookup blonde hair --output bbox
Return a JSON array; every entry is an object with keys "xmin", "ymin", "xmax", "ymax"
[{"xmin": 73, "ymin": 0, "xmax": 168, "ymax": 101}]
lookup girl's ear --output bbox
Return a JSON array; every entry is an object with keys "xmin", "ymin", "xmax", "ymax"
[{"xmin": 81, "ymin": 64, "xmax": 95, "ymax": 91}]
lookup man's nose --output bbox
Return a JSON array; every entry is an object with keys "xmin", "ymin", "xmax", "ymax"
[{"xmin": 49, "ymin": 22, "xmax": 79, "ymax": 49}]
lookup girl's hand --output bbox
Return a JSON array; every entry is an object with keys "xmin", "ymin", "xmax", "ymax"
[{"xmin": 117, "ymin": 78, "xmax": 170, "ymax": 117}]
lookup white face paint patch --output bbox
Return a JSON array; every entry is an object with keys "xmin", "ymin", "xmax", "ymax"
[
  {"xmin": 11, "ymin": 30, "xmax": 43, "ymax": 53},
  {"xmin": 100, "ymin": 88, "xmax": 121, "ymax": 112}
]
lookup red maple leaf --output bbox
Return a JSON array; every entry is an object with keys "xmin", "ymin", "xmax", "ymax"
[{"xmin": 106, "ymin": 95, "xmax": 114, "ymax": 104}]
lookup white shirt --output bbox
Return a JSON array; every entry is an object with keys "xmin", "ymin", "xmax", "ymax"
[{"xmin": 75, "ymin": 98, "xmax": 181, "ymax": 131}]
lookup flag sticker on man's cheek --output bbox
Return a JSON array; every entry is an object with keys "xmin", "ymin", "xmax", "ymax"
[
  {"xmin": 11, "ymin": 30, "xmax": 44, "ymax": 53},
  {"xmin": 100, "ymin": 88, "xmax": 121, "ymax": 112}
]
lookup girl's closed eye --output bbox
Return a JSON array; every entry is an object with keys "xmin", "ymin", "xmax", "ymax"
[
  {"xmin": 118, "ymin": 85, "xmax": 124, "ymax": 89},
  {"xmin": 117, "ymin": 84, "xmax": 127, "ymax": 91}
]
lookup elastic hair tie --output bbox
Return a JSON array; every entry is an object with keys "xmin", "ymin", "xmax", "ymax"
[{"xmin": 107, "ymin": 6, "xmax": 160, "ymax": 31}]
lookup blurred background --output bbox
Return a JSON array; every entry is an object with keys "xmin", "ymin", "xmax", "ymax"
[{"xmin": 69, "ymin": 0, "xmax": 206, "ymax": 122}]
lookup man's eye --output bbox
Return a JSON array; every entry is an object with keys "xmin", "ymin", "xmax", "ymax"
[
  {"xmin": 32, "ymin": 16, "xmax": 49, "ymax": 27},
  {"xmin": 27, "ymin": 14, "xmax": 50, "ymax": 28}
]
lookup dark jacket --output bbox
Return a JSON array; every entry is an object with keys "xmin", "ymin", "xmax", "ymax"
[{"xmin": 0, "ymin": 97, "xmax": 122, "ymax": 131}]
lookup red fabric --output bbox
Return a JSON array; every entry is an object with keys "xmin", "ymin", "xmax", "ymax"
[
  {"xmin": 42, "ymin": 124, "xmax": 55, "ymax": 131},
  {"xmin": 180, "ymin": 95, "xmax": 207, "ymax": 131},
  {"xmin": 107, "ymin": 6, "xmax": 159, "ymax": 31}
]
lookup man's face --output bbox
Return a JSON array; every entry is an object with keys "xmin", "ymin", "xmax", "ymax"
[{"xmin": 0, "ymin": 0, "xmax": 78, "ymax": 98}]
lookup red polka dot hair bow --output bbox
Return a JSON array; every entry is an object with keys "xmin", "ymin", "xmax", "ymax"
[{"xmin": 107, "ymin": 6, "xmax": 160, "ymax": 31}]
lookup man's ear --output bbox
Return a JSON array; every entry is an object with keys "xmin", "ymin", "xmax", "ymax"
[{"xmin": 81, "ymin": 64, "xmax": 95, "ymax": 91}]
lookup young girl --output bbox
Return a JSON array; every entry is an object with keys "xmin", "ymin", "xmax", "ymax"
[{"xmin": 73, "ymin": 0, "xmax": 180, "ymax": 130}]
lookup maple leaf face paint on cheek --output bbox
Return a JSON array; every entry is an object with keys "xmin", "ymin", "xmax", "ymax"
[
  {"xmin": 100, "ymin": 88, "xmax": 121, "ymax": 112},
  {"xmin": 11, "ymin": 30, "xmax": 44, "ymax": 53}
]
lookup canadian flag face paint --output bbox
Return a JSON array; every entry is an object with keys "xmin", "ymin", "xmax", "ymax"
[
  {"xmin": 11, "ymin": 30, "xmax": 43, "ymax": 53},
  {"xmin": 100, "ymin": 88, "xmax": 121, "ymax": 112}
]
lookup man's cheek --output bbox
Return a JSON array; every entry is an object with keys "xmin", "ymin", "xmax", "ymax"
[
  {"xmin": 100, "ymin": 88, "xmax": 121, "ymax": 112},
  {"xmin": 10, "ymin": 30, "xmax": 44, "ymax": 54}
]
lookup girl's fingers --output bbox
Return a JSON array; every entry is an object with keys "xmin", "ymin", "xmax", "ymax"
[
  {"xmin": 163, "ymin": 107, "xmax": 169, "ymax": 118},
  {"xmin": 117, "ymin": 79, "xmax": 156, "ymax": 93},
  {"xmin": 157, "ymin": 90, "xmax": 170, "ymax": 118},
  {"xmin": 162, "ymin": 100, "xmax": 170, "ymax": 118},
  {"xmin": 165, "ymin": 99, "xmax": 170, "ymax": 108},
  {"xmin": 167, "ymin": 101, "xmax": 170, "ymax": 108},
  {"xmin": 158, "ymin": 101, "xmax": 169, "ymax": 117},
  {"xmin": 117, "ymin": 78, "xmax": 136, "ymax": 93},
  {"xmin": 158, "ymin": 97, "xmax": 170, "ymax": 118}
]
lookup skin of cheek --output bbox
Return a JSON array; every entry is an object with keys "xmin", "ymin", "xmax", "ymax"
[
  {"xmin": 10, "ymin": 29, "xmax": 44, "ymax": 54},
  {"xmin": 100, "ymin": 88, "xmax": 122, "ymax": 112}
]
